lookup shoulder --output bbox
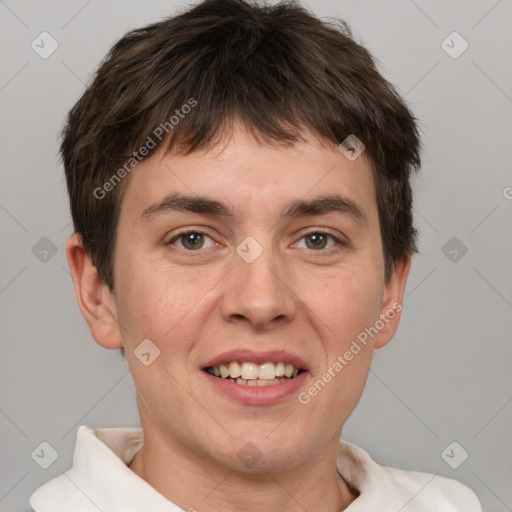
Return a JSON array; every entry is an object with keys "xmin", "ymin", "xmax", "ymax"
[
  {"xmin": 338, "ymin": 440, "xmax": 482, "ymax": 512},
  {"xmin": 385, "ymin": 465, "xmax": 482, "ymax": 512},
  {"xmin": 30, "ymin": 472, "xmax": 88, "ymax": 511},
  {"xmin": 30, "ymin": 425, "xmax": 146, "ymax": 512}
]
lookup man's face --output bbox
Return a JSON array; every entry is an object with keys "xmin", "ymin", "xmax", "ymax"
[{"xmin": 102, "ymin": 128, "xmax": 407, "ymax": 471}]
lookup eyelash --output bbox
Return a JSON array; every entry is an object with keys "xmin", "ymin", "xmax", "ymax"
[{"xmin": 166, "ymin": 229, "xmax": 345, "ymax": 253}]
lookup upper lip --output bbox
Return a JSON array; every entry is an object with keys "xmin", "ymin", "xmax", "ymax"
[{"xmin": 201, "ymin": 349, "xmax": 310, "ymax": 371}]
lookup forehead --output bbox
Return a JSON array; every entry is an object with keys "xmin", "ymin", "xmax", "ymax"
[{"xmin": 119, "ymin": 129, "xmax": 378, "ymax": 228}]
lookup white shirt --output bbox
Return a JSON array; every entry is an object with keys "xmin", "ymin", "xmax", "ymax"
[{"xmin": 30, "ymin": 425, "xmax": 482, "ymax": 511}]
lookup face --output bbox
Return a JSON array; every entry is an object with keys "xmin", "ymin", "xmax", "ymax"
[{"xmin": 71, "ymin": 127, "xmax": 409, "ymax": 473}]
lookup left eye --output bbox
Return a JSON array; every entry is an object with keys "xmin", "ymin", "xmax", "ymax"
[
  {"xmin": 168, "ymin": 231, "xmax": 340, "ymax": 252},
  {"xmin": 294, "ymin": 232, "xmax": 340, "ymax": 251}
]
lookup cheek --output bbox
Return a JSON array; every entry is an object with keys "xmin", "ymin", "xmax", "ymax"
[
  {"xmin": 304, "ymin": 269, "xmax": 383, "ymax": 346},
  {"xmin": 114, "ymin": 259, "xmax": 203, "ymax": 346},
  {"xmin": 318, "ymin": 273, "xmax": 381, "ymax": 406}
]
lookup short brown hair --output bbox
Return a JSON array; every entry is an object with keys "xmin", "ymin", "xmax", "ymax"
[{"xmin": 61, "ymin": 0, "xmax": 421, "ymax": 291}]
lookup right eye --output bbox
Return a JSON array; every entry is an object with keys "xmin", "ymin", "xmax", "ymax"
[{"xmin": 167, "ymin": 231, "xmax": 216, "ymax": 251}]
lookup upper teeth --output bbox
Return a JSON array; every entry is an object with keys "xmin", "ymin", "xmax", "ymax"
[{"xmin": 210, "ymin": 362, "xmax": 300, "ymax": 380}]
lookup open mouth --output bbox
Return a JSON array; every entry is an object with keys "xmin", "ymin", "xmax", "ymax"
[{"xmin": 203, "ymin": 361, "xmax": 306, "ymax": 386}]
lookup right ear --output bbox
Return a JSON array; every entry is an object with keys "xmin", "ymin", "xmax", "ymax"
[{"xmin": 65, "ymin": 233, "xmax": 123, "ymax": 349}]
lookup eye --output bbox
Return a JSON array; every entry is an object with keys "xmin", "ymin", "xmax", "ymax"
[
  {"xmin": 295, "ymin": 231, "xmax": 342, "ymax": 251},
  {"xmin": 168, "ymin": 231, "xmax": 216, "ymax": 251},
  {"xmin": 167, "ymin": 230, "xmax": 344, "ymax": 253}
]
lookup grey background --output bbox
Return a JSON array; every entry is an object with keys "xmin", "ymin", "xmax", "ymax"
[{"xmin": 1, "ymin": 0, "xmax": 511, "ymax": 510}]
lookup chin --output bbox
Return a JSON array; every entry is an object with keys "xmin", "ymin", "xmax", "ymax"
[{"xmin": 212, "ymin": 431, "xmax": 310, "ymax": 474}]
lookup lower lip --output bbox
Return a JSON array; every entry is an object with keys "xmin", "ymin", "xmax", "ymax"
[{"xmin": 201, "ymin": 370, "xmax": 308, "ymax": 405}]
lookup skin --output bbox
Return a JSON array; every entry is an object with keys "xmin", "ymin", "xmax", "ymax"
[{"xmin": 66, "ymin": 126, "xmax": 410, "ymax": 512}]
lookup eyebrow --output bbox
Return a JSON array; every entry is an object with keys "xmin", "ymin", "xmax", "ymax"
[{"xmin": 138, "ymin": 192, "xmax": 369, "ymax": 229}]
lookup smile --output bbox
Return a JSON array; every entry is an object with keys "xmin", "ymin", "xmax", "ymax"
[{"xmin": 204, "ymin": 361, "xmax": 304, "ymax": 386}]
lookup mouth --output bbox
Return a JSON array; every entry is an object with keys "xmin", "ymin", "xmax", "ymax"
[
  {"xmin": 200, "ymin": 350, "xmax": 309, "ymax": 405},
  {"xmin": 203, "ymin": 361, "xmax": 305, "ymax": 386}
]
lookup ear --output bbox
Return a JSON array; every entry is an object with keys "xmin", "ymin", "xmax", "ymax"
[
  {"xmin": 65, "ymin": 233, "xmax": 123, "ymax": 349},
  {"xmin": 373, "ymin": 253, "xmax": 411, "ymax": 349}
]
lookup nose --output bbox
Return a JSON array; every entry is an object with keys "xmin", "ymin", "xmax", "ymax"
[{"xmin": 220, "ymin": 243, "xmax": 297, "ymax": 330}]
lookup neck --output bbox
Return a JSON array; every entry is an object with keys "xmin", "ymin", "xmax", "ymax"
[{"xmin": 128, "ymin": 425, "xmax": 358, "ymax": 512}]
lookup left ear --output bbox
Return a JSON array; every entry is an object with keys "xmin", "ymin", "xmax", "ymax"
[{"xmin": 374, "ymin": 253, "xmax": 411, "ymax": 349}]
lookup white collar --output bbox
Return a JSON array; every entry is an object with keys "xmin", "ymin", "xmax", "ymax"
[{"xmin": 30, "ymin": 425, "xmax": 481, "ymax": 511}]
